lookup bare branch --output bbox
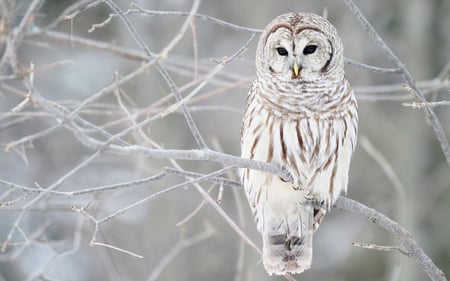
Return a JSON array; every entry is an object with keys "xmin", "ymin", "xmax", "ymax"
[
  {"xmin": 175, "ymin": 186, "xmax": 211, "ymax": 226},
  {"xmin": 105, "ymin": 146, "xmax": 290, "ymax": 180},
  {"xmin": 2, "ymin": 152, "xmax": 101, "ymax": 252},
  {"xmin": 0, "ymin": 0, "xmax": 44, "ymax": 69},
  {"xmin": 345, "ymin": 58, "xmax": 402, "ymax": 74},
  {"xmin": 344, "ymin": 0, "xmax": 450, "ymax": 167},
  {"xmin": 146, "ymin": 225, "xmax": 215, "ymax": 281},
  {"xmin": 360, "ymin": 136, "xmax": 406, "ymax": 223},
  {"xmin": 44, "ymin": 0, "xmax": 99, "ymax": 30},
  {"xmin": 96, "ymin": 167, "xmax": 236, "ymax": 224},
  {"xmin": 90, "ymin": 241, "xmax": 144, "ymax": 259},
  {"xmin": 128, "ymin": 4, "xmax": 262, "ymax": 33},
  {"xmin": 352, "ymin": 242, "xmax": 409, "ymax": 256},
  {"xmin": 103, "ymin": 0, "xmax": 209, "ymax": 149},
  {"xmin": 402, "ymin": 100, "xmax": 450, "ymax": 108},
  {"xmin": 335, "ymin": 197, "xmax": 447, "ymax": 281}
]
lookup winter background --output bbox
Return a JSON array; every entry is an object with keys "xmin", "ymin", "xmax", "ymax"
[{"xmin": 0, "ymin": 0, "xmax": 449, "ymax": 281}]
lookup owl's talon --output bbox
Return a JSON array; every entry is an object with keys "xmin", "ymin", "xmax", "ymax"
[
  {"xmin": 280, "ymin": 166, "xmax": 294, "ymax": 183},
  {"xmin": 316, "ymin": 200, "xmax": 325, "ymax": 208},
  {"xmin": 279, "ymin": 176, "xmax": 289, "ymax": 183}
]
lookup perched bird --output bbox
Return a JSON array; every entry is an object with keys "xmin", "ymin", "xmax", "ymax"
[{"xmin": 241, "ymin": 12, "xmax": 358, "ymax": 275}]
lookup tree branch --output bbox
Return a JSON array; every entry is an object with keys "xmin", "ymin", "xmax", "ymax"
[
  {"xmin": 344, "ymin": 0, "xmax": 450, "ymax": 167},
  {"xmin": 335, "ymin": 197, "xmax": 447, "ymax": 281}
]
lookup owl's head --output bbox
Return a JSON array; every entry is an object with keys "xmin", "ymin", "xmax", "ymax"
[{"xmin": 256, "ymin": 13, "xmax": 344, "ymax": 84}]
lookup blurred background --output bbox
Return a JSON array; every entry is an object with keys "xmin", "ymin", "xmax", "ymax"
[{"xmin": 0, "ymin": 0, "xmax": 449, "ymax": 280}]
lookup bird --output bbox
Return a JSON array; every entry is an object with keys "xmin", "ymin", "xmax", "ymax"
[{"xmin": 240, "ymin": 12, "xmax": 358, "ymax": 275}]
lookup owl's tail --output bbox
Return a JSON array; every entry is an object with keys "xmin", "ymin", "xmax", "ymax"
[{"xmin": 261, "ymin": 201, "xmax": 315, "ymax": 276}]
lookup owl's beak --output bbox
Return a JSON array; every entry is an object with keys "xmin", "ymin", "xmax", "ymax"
[{"xmin": 292, "ymin": 62, "xmax": 301, "ymax": 78}]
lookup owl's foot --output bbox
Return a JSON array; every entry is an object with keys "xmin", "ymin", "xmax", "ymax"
[
  {"xmin": 278, "ymin": 166, "xmax": 305, "ymax": 191},
  {"xmin": 279, "ymin": 165, "xmax": 294, "ymax": 183},
  {"xmin": 304, "ymin": 190, "xmax": 316, "ymax": 201},
  {"xmin": 305, "ymin": 192, "xmax": 333, "ymax": 210}
]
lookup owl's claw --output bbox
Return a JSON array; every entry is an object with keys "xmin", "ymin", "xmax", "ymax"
[
  {"xmin": 304, "ymin": 192, "xmax": 322, "ymax": 204},
  {"xmin": 304, "ymin": 194, "xmax": 333, "ymax": 210},
  {"xmin": 279, "ymin": 166, "xmax": 304, "ymax": 191},
  {"xmin": 279, "ymin": 166, "xmax": 294, "ymax": 183},
  {"xmin": 279, "ymin": 176, "xmax": 289, "ymax": 183}
]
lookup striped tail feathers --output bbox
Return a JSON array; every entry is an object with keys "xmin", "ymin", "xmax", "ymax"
[{"xmin": 262, "ymin": 201, "xmax": 314, "ymax": 275}]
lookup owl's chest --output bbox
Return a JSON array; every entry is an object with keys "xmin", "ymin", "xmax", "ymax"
[
  {"xmin": 243, "ymin": 105, "xmax": 336, "ymax": 166},
  {"xmin": 242, "ymin": 101, "xmax": 351, "ymax": 182}
]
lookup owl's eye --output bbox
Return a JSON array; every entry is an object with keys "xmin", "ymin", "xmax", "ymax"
[
  {"xmin": 276, "ymin": 47, "xmax": 288, "ymax": 56},
  {"xmin": 303, "ymin": 45, "xmax": 317, "ymax": 55}
]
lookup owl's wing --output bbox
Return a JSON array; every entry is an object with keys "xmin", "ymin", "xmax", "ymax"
[
  {"xmin": 241, "ymin": 82, "xmax": 316, "ymax": 275},
  {"xmin": 240, "ymin": 81, "xmax": 258, "ymax": 144}
]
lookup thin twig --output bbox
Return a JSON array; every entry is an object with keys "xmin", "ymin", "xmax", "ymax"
[
  {"xmin": 352, "ymin": 242, "xmax": 409, "ymax": 256},
  {"xmin": 345, "ymin": 58, "xmax": 401, "ymax": 74},
  {"xmin": 0, "ymin": 0, "xmax": 44, "ymax": 69},
  {"xmin": 344, "ymin": 0, "xmax": 450, "ymax": 167},
  {"xmin": 44, "ymin": 0, "xmax": 98, "ymax": 30},
  {"xmin": 22, "ymin": 216, "xmax": 84, "ymax": 281},
  {"xmin": 103, "ymin": 0, "xmax": 209, "ymax": 149},
  {"xmin": 211, "ymin": 138, "xmax": 248, "ymax": 281},
  {"xmin": 146, "ymin": 226, "xmax": 215, "ymax": 281},
  {"xmin": 402, "ymin": 100, "xmax": 450, "ymax": 108},
  {"xmin": 335, "ymin": 197, "xmax": 447, "ymax": 281},
  {"xmin": 360, "ymin": 136, "xmax": 406, "ymax": 224},
  {"xmin": 2, "ymin": 152, "xmax": 101, "ymax": 252},
  {"xmin": 0, "ymin": 171, "xmax": 167, "ymax": 197},
  {"xmin": 129, "ymin": 4, "xmax": 262, "ymax": 33},
  {"xmin": 175, "ymin": 190, "xmax": 209, "ymax": 226},
  {"xmin": 63, "ymin": 0, "xmax": 101, "ymax": 21},
  {"xmin": 96, "ymin": 167, "xmax": 236, "ymax": 224},
  {"xmin": 90, "ymin": 242, "xmax": 144, "ymax": 259}
]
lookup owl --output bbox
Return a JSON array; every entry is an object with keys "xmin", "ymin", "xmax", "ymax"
[{"xmin": 241, "ymin": 13, "xmax": 358, "ymax": 275}]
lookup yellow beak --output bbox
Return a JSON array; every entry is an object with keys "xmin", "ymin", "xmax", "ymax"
[{"xmin": 293, "ymin": 62, "xmax": 300, "ymax": 77}]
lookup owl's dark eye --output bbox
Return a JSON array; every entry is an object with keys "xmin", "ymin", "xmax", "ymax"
[
  {"xmin": 303, "ymin": 45, "xmax": 317, "ymax": 55},
  {"xmin": 276, "ymin": 47, "xmax": 288, "ymax": 56}
]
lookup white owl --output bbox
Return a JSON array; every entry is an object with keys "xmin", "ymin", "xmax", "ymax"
[{"xmin": 241, "ymin": 12, "xmax": 358, "ymax": 275}]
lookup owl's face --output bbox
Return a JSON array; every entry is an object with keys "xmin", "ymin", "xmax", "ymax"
[{"xmin": 256, "ymin": 13, "xmax": 344, "ymax": 85}]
